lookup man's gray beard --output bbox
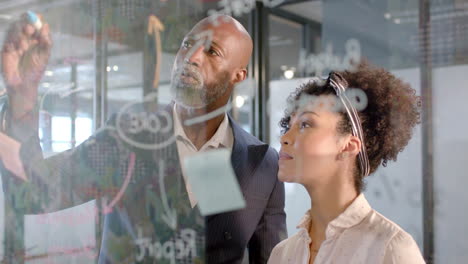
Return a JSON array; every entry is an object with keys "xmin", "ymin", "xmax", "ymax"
[{"xmin": 172, "ymin": 72, "xmax": 230, "ymax": 109}]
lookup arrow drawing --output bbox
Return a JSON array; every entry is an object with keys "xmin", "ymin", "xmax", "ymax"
[
  {"xmin": 158, "ymin": 159, "xmax": 178, "ymax": 230},
  {"xmin": 102, "ymin": 152, "xmax": 136, "ymax": 214},
  {"xmin": 147, "ymin": 15, "xmax": 165, "ymax": 89}
]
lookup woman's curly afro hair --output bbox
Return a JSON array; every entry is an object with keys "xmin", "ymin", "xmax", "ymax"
[{"xmin": 280, "ymin": 62, "xmax": 421, "ymax": 192}]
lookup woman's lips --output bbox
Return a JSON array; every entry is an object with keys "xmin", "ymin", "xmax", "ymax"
[{"xmin": 279, "ymin": 151, "xmax": 293, "ymax": 160}]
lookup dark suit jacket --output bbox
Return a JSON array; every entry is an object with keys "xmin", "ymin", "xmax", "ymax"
[
  {"xmin": 207, "ymin": 114, "xmax": 287, "ymax": 263},
  {"xmin": 0, "ymin": 99, "xmax": 286, "ymax": 263}
]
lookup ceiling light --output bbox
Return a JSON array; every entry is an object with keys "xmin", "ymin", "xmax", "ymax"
[
  {"xmin": 235, "ymin": 95, "xmax": 245, "ymax": 108},
  {"xmin": 284, "ymin": 69, "xmax": 294, "ymax": 79}
]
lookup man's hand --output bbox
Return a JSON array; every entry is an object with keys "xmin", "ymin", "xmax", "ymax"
[{"xmin": 1, "ymin": 13, "xmax": 51, "ymax": 120}]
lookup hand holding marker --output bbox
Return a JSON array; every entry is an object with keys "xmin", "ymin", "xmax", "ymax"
[
  {"xmin": 0, "ymin": 10, "xmax": 51, "ymax": 121},
  {"xmin": 26, "ymin": 11, "xmax": 43, "ymax": 31}
]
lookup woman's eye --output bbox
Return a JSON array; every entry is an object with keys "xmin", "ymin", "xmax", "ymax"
[
  {"xmin": 281, "ymin": 124, "xmax": 291, "ymax": 135},
  {"xmin": 299, "ymin": 121, "xmax": 311, "ymax": 129}
]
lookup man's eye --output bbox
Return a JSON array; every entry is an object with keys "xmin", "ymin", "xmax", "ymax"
[{"xmin": 207, "ymin": 48, "xmax": 219, "ymax": 56}]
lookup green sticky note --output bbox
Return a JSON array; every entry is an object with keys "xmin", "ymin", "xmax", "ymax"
[{"xmin": 183, "ymin": 149, "xmax": 246, "ymax": 216}]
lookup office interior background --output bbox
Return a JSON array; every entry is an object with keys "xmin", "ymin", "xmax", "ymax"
[{"xmin": 0, "ymin": 0, "xmax": 467, "ymax": 263}]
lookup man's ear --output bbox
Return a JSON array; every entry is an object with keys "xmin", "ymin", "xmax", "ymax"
[{"xmin": 233, "ymin": 68, "xmax": 247, "ymax": 84}]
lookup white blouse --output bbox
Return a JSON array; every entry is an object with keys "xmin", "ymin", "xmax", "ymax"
[{"xmin": 268, "ymin": 194, "xmax": 425, "ymax": 264}]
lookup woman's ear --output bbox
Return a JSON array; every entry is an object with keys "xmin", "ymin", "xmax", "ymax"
[{"xmin": 341, "ymin": 135, "xmax": 362, "ymax": 157}]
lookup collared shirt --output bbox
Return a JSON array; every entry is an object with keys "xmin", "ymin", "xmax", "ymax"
[
  {"xmin": 173, "ymin": 103, "xmax": 234, "ymax": 208},
  {"xmin": 268, "ymin": 194, "xmax": 425, "ymax": 264}
]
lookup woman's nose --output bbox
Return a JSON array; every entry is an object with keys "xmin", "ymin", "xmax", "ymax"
[{"xmin": 281, "ymin": 129, "xmax": 293, "ymax": 146}]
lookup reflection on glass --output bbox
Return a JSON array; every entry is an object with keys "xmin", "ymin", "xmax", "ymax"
[
  {"xmin": 0, "ymin": 0, "xmax": 466, "ymax": 263},
  {"xmin": 269, "ymin": 15, "xmax": 302, "ymax": 81},
  {"xmin": 0, "ymin": 1, "xmax": 280, "ymax": 263}
]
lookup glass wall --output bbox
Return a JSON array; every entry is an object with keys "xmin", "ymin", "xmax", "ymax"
[
  {"xmin": 0, "ymin": 1, "xmax": 256, "ymax": 263},
  {"xmin": 0, "ymin": 0, "xmax": 467, "ymax": 263}
]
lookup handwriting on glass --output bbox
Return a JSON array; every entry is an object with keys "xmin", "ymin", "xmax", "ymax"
[
  {"xmin": 134, "ymin": 227, "xmax": 197, "ymax": 263},
  {"xmin": 299, "ymin": 39, "xmax": 361, "ymax": 77},
  {"xmin": 291, "ymin": 88, "xmax": 368, "ymax": 114},
  {"xmin": 207, "ymin": 0, "xmax": 285, "ymax": 24},
  {"xmin": 114, "ymin": 92, "xmax": 176, "ymax": 150}
]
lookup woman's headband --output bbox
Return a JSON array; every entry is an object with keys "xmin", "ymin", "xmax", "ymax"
[{"xmin": 326, "ymin": 72, "xmax": 370, "ymax": 177}]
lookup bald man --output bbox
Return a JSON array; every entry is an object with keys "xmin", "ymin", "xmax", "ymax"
[{"xmin": 0, "ymin": 15, "xmax": 286, "ymax": 263}]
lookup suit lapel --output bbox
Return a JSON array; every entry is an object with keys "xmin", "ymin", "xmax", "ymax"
[
  {"xmin": 229, "ymin": 115, "xmax": 269, "ymax": 185},
  {"xmin": 156, "ymin": 104, "xmax": 269, "ymax": 221}
]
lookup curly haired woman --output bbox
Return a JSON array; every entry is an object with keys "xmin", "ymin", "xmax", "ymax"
[{"xmin": 268, "ymin": 63, "xmax": 425, "ymax": 264}]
